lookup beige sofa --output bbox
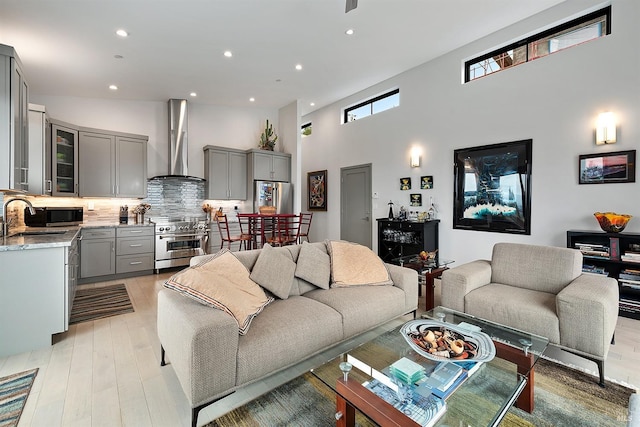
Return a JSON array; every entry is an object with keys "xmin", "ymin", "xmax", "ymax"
[
  {"xmin": 157, "ymin": 241, "xmax": 418, "ymax": 427},
  {"xmin": 441, "ymin": 242, "xmax": 619, "ymax": 387}
]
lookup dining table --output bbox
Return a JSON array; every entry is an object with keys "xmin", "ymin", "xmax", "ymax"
[{"xmin": 237, "ymin": 213, "xmax": 297, "ymax": 249}]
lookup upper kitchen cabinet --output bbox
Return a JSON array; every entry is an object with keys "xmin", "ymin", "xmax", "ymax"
[
  {"xmin": 0, "ymin": 44, "xmax": 29, "ymax": 192},
  {"xmin": 51, "ymin": 119, "xmax": 79, "ymax": 196},
  {"xmin": 203, "ymin": 146, "xmax": 247, "ymax": 200},
  {"xmin": 247, "ymin": 149, "xmax": 291, "ymax": 182},
  {"xmin": 27, "ymin": 103, "xmax": 51, "ymax": 195},
  {"xmin": 79, "ymin": 127, "xmax": 148, "ymax": 198}
]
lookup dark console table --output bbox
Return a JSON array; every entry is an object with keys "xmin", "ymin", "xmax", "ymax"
[{"xmin": 377, "ymin": 219, "xmax": 439, "ymax": 263}]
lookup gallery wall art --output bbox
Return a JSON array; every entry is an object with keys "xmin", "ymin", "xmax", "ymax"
[{"xmin": 453, "ymin": 139, "xmax": 532, "ymax": 235}]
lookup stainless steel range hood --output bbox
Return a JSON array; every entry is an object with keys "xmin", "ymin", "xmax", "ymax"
[{"xmin": 150, "ymin": 99, "xmax": 204, "ymax": 181}]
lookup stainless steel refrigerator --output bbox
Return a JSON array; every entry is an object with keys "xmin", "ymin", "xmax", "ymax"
[{"xmin": 254, "ymin": 181, "xmax": 293, "ymax": 213}]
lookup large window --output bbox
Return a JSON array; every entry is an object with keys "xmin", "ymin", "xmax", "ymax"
[
  {"xmin": 465, "ymin": 6, "xmax": 611, "ymax": 82},
  {"xmin": 343, "ymin": 89, "xmax": 399, "ymax": 123}
]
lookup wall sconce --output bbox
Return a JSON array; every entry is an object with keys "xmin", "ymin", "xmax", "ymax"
[
  {"xmin": 410, "ymin": 151, "xmax": 421, "ymax": 168},
  {"xmin": 596, "ymin": 112, "xmax": 616, "ymax": 145}
]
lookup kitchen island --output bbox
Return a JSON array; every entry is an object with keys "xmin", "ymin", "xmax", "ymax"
[{"xmin": 0, "ymin": 227, "xmax": 80, "ymax": 357}]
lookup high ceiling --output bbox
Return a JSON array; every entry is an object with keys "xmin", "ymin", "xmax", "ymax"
[{"xmin": 0, "ymin": 0, "xmax": 565, "ymax": 116}]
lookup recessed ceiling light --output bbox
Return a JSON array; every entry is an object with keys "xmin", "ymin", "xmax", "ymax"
[
  {"xmin": 190, "ymin": 92, "xmax": 197, "ymax": 97},
  {"xmin": 310, "ymin": 102, "xmax": 315, "ymax": 106},
  {"xmin": 109, "ymin": 85, "xmax": 118, "ymax": 90},
  {"xmin": 224, "ymin": 51, "xmax": 233, "ymax": 58},
  {"xmin": 345, "ymin": 29, "xmax": 354, "ymax": 35},
  {"xmin": 116, "ymin": 29, "xmax": 128, "ymax": 37},
  {"xmin": 295, "ymin": 64, "xmax": 302, "ymax": 71},
  {"xmin": 249, "ymin": 97, "xmax": 255, "ymax": 102}
]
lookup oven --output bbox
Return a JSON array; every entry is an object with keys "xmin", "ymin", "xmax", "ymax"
[{"xmin": 153, "ymin": 218, "xmax": 209, "ymax": 272}]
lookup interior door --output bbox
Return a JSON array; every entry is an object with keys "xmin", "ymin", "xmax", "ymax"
[{"xmin": 340, "ymin": 164, "xmax": 372, "ymax": 248}]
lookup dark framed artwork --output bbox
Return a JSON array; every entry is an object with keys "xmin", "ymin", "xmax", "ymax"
[
  {"xmin": 453, "ymin": 139, "xmax": 532, "ymax": 235},
  {"xmin": 420, "ymin": 176, "xmax": 433, "ymax": 189},
  {"xmin": 400, "ymin": 177, "xmax": 411, "ymax": 190},
  {"xmin": 410, "ymin": 194, "xmax": 422, "ymax": 207},
  {"xmin": 307, "ymin": 170, "xmax": 327, "ymax": 211},
  {"xmin": 578, "ymin": 150, "xmax": 636, "ymax": 184}
]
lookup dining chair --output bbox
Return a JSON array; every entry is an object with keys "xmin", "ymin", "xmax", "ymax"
[
  {"xmin": 217, "ymin": 214, "xmax": 252, "ymax": 251},
  {"xmin": 266, "ymin": 215, "xmax": 299, "ymax": 247},
  {"xmin": 297, "ymin": 212, "xmax": 313, "ymax": 243}
]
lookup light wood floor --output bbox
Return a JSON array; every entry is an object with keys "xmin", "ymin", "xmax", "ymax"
[{"xmin": 1, "ymin": 273, "xmax": 639, "ymax": 427}]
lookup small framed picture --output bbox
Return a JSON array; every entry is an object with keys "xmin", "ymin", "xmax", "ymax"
[
  {"xmin": 307, "ymin": 170, "xmax": 327, "ymax": 211},
  {"xmin": 400, "ymin": 177, "xmax": 411, "ymax": 191},
  {"xmin": 420, "ymin": 176, "xmax": 433, "ymax": 189},
  {"xmin": 410, "ymin": 194, "xmax": 422, "ymax": 206},
  {"xmin": 578, "ymin": 150, "xmax": 636, "ymax": 184}
]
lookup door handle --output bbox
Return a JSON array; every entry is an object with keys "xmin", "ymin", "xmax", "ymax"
[{"xmin": 362, "ymin": 217, "xmax": 370, "ymax": 221}]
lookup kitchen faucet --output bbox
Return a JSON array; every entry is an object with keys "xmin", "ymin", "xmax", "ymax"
[{"xmin": 1, "ymin": 197, "xmax": 36, "ymax": 237}]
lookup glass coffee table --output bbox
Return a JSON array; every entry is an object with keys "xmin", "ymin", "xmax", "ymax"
[{"xmin": 311, "ymin": 307, "xmax": 549, "ymax": 427}]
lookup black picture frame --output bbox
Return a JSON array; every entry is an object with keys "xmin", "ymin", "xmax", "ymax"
[
  {"xmin": 420, "ymin": 176, "xmax": 433, "ymax": 189},
  {"xmin": 578, "ymin": 150, "xmax": 636, "ymax": 184},
  {"xmin": 453, "ymin": 139, "xmax": 532, "ymax": 235},
  {"xmin": 410, "ymin": 194, "xmax": 422, "ymax": 206},
  {"xmin": 307, "ymin": 170, "xmax": 327, "ymax": 211},
  {"xmin": 400, "ymin": 177, "xmax": 411, "ymax": 190}
]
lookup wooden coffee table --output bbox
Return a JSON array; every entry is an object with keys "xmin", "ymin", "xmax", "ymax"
[{"xmin": 311, "ymin": 307, "xmax": 548, "ymax": 427}]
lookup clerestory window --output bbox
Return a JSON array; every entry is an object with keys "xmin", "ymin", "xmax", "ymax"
[
  {"xmin": 465, "ymin": 6, "xmax": 611, "ymax": 82},
  {"xmin": 343, "ymin": 89, "xmax": 399, "ymax": 123}
]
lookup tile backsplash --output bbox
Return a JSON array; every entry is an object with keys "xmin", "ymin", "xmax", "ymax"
[{"xmin": 2, "ymin": 178, "xmax": 250, "ymax": 226}]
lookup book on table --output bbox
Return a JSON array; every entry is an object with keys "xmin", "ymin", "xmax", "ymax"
[
  {"xmin": 422, "ymin": 361, "xmax": 464, "ymax": 391},
  {"xmin": 363, "ymin": 378, "xmax": 446, "ymax": 427}
]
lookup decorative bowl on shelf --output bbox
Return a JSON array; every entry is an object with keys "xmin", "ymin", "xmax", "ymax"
[{"xmin": 594, "ymin": 212, "xmax": 632, "ymax": 233}]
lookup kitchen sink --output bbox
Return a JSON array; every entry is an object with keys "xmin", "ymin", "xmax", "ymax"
[{"xmin": 9, "ymin": 230, "xmax": 69, "ymax": 237}]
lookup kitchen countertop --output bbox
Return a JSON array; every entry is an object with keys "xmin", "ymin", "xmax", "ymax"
[{"xmin": 0, "ymin": 220, "xmax": 155, "ymax": 251}]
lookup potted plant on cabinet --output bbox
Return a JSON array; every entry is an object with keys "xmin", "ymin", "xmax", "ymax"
[{"xmin": 258, "ymin": 120, "xmax": 277, "ymax": 151}]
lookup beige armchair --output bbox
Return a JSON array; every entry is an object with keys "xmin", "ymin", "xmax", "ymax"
[{"xmin": 441, "ymin": 242, "xmax": 619, "ymax": 386}]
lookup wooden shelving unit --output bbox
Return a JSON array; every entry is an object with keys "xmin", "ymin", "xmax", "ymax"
[{"xmin": 567, "ymin": 230, "xmax": 640, "ymax": 320}]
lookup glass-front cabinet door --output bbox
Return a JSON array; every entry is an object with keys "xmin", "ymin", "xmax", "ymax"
[{"xmin": 51, "ymin": 121, "xmax": 78, "ymax": 196}]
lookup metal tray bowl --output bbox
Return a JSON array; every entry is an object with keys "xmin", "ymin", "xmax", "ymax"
[{"xmin": 400, "ymin": 319, "xmax": 496, "ymax": 363}]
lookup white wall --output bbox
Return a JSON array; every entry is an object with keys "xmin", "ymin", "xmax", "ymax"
[
  {"xmin": 31, "ymin": 95, "xmax": 278, "ymax": 181},
  {"xmin": 278, "ymin": 100, "xmax": 301, "ymax": 212},
  {"xmin": 301, "ymin": 0, "xmax": 640, "ymax": 264}
]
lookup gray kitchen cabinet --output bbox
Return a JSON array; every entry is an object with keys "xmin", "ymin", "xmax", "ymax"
[
  {"xmin": 79, "ymin": 128, "xmax": 147, "ymax": 198},
  {"xmin": 0, "ymin": 44, "xmax": 29, "ymax": 192},
  {"xmin": 0, "ymin": 245, "xmax": 67, "ymax": 357},
  {"xmin": 51, "ymin": 120, "xmax": 79, "ymax": 196},
  {"xmin": 115, "ymin": 226, "xmax": 154, "ymax": 274},
  {"xmin": 203, "ymin": 145, "xmax": 247, "ymax": 200},
  {"xmin": 247, "ymin": 149, "xmax": 291, "ymax": 182},
  {"xmin": 80, "ymin": 228, "xmax": 116, "ymax": 278},
  {"xmin": 27, "ymin": 103, "xmax": 51, "ymax": 195}
]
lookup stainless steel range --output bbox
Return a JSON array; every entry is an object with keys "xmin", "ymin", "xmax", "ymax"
[{"xmin": 152, "ymin": 216, "xmax": 210, "ymax": 272}]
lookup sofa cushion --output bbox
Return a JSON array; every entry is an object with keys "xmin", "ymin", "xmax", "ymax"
[
  {"xmin": 164, "ymin": 249, "xmax": 274, "ymax": 335},
  {"xmin": 464, "ymin": 283, "xmax": 560, "ymax": 344},
  {"xmin": 327, "ymin": 240, "xmax": 392, "ymax": 287},
  {"xmin": 294, "ymin": 241, "xmax": 331, "ymax": 289},
  {"xmin": 250, "ymin": 243, "xmax": 295, "ymax": 299},
  {"xmin": 491, "ymin": 243, "xmax": 582, "ymax": 294},
  {"xmin": 236, "ymin": 296, "xmax": 344, "ymax": 384},
  {"xmin": 304, "ymin": 286, "xmax": 406, "ymax": 338}
]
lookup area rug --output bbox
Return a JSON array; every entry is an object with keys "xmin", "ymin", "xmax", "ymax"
[
  {"xmin": 69, "ymin": 283, "xmax": 134, "ymax": 325},
  {"xmin": 204, "ymin": 358, "xmax": 634, "ymax": 427},
  {"xmin": 0, "ymin": 368, "xmax": 38, "ymax": 427}
]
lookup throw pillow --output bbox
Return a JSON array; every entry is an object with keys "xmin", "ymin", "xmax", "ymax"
[
  {"xmin": 327, "ymin": 240, "xmax": 393, "ymax": 287},
  {"xmin": 249, "ymin": 243, "xmax": 296, "ymax": 299},
  {"xmin": 294, "ymin": 241, "xmax": 330, "ymax": 289},
  {"xmin": 164, "ymin": 249, "xmax": 274, "ymax": 335}
]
